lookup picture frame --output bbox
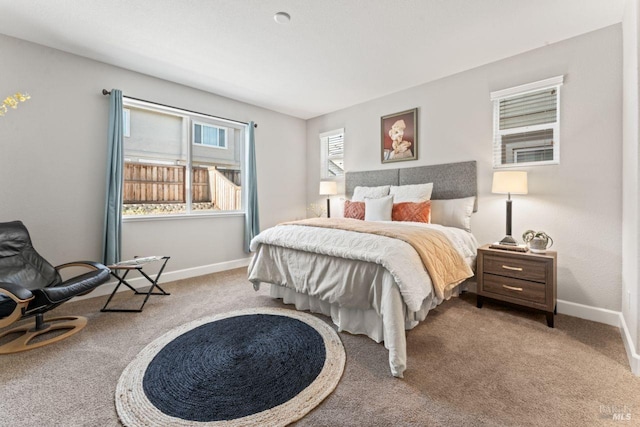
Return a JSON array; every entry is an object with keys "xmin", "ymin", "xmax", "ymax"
[{"xmin": 381, "ymin": 108, "xmax": 418, "ymax": 163}]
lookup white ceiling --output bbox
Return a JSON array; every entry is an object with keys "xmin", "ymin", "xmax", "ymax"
[{"xmin": 0, "ymin": 0, "xmax": 625, "ymax": 119}]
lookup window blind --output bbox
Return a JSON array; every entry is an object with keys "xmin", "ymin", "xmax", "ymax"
[
  {"xmin": 491, "ymin": 76, "xmax": 562, "ymax": 168},
  {"xmin": 499, "ymin": 89, "xmax": 557, "ymax": 130},
  {"xmin": 327, "ymin": 133, "xmax": 344, "ymax": 177},
  {"xmin": 320, "ymin": 129, "xmax": 345, "ymax": 178}
]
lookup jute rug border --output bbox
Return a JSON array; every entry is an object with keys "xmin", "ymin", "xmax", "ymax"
[{"xmin": 115, "ymin": 307, "xmax": 346, "ymax": 426}]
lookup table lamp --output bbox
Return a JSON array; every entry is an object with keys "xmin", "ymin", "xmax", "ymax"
[
  {"xmin": 319, "ymin": 181, "xmax": 338, "ymax": 218},
  {"xmin": 492, "ymin": 171, "xmax": 528, "ymax": 245}
]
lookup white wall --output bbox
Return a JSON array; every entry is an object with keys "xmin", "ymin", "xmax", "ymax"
[
  {"xmin": 622, "ymin": 0, "xmax": 640, "ymax": 361},
  {"xmin": 0, "ymin": 34, "xmax": 307, "ymax": 274},
  {"xmin": 306, "ymin": 26, "xmax": 623, "ymax": 311}
]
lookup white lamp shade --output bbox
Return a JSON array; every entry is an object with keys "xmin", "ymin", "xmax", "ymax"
[
  {"xmin": 492, "ymin": 171, "xmax": 528, "ymax": 195},
  {"xmin": 319, "ymin": 181, "xmax": 338, "ymax": 196}
]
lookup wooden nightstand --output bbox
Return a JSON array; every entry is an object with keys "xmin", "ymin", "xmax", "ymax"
[{"xmin": 476, "ymin": 244, "xmax": 557, "ymax": 327}]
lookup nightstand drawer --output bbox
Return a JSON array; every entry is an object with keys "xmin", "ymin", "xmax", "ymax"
[
  {"xmin": 483, "ymin": 255, "xmax": 547, "ymax": 283},
  {"xmin": 482, "ymin": 273, "xmax": 546, "ymax": 305}
]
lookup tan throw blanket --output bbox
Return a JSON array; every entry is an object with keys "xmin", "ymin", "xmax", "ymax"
[{"xmin": 282, "ymin": 218, "xmax": 473, "ymax": 300}]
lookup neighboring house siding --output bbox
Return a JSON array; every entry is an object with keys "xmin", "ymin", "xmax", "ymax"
[
  {"xmin": 126, "ymin": 107, "xmax": 184, "ymax": 162},
  {"xmin": 126, "ymin": 107, "xmax": 241, "ymax": 169},
  {"xmin": 192, "ymin": 128, "xmax": 240, "ymax": 168}
]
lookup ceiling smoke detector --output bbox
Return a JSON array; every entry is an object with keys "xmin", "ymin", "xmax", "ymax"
[{"xmin": 274, "ymin": 12, "xmax": 291, "ymax": 24}]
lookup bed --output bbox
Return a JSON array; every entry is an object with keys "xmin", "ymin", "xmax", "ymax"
[{"xmin": 248, "ymin": 161, "xmax": 478, "ymax": 378}]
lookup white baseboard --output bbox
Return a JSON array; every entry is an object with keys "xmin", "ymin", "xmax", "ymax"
[
  {"xmin": 557, "ymin": 299, "xmax": 639, "ymax": 376},
  {"xmin": 75, "ymin": 257, "xmax": 252, "ymax": 301},
  {"xmin": 556, "ymin": 299, "xmax": 621, "ymax": 327},
  {"xmin": 619, "ymin": 313, "xmax": 640, "ymax": 376}
]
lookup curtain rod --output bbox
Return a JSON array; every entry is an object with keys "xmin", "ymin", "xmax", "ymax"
[{"xmin": 101, "ymin": 89, "xmax": 257, "ymax": 128}]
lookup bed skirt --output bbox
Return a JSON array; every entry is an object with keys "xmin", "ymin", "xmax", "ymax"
[
  {"xmin": 249, "ymin": 244, "xmax": 468, "ymax": 377},
  {"xmin": 268, "ymin": 282, "xmax": 464, "ymax": 377}
]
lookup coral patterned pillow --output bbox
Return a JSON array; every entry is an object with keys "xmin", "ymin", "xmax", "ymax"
[
  {"xmin": 392, "ymin": 201, "xmax": 431, "ymax": 223},
  {"xmin": 343, "ymin": 200, "xmax": 365, "ymax": 220}
]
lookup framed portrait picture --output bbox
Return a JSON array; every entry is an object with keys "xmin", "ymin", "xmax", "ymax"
[{"xmin": 381, "ymin": 108, "xmax": 418, "ymax": 163}]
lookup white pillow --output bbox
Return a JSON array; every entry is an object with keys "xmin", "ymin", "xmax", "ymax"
[
  {"xmin": 430, "ymin": 197, "xmax": 475, "ymax": 231},
  {"xmin": 364, "ymin": 195, "xmax": 394, "ymax": 221},
  {"xmin": 389, "ymin": 183, "xmax": 434, "ymax": 203},
  {"xmin": 332, "ymin": 198, "xmax": 346, "ymax": 219},
  {"xmin": 352, "ymin": 185, "xmax": 390, "ymax": 202}
]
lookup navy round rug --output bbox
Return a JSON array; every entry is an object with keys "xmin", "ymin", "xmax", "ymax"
[{"xmin": 116, "ymin": 307, "xmax": 345, "ymax": 426}]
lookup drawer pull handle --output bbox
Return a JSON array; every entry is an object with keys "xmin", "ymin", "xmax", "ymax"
[
  {"xmin": 502, "ymin": 265, "xmax": 523, "ymax": 271},
  {"xmin": 503, "ymin": 285, "xmax": 523, "ymax": 292}
]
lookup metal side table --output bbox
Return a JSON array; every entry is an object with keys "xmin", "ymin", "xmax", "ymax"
[{"xmin": 101, "ymin": 256, "xmax": 170, "ymax": 313}]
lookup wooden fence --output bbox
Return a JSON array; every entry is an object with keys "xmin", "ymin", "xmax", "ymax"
[
  {"xmin": 209, "ymin": 169, "xmax": 242, "ymax": 210},
  {"xmin": 124, "ymin": 164, "xmax": 184, "ymax": 203},
  {"xmin": 192, "ymin": 168, "xmax": 210, "ymax": 202},
  {"xmin": 217, "ymin": 169, "xmax": 241, "ymax": 186},
  {"xmin": 124, "ymin": 163, "xmax": 240, "ymax": 209}
]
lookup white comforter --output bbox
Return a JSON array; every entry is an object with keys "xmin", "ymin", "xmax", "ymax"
[{"xmin": 248, "ymin": 221, "xmax": 478, "ymax": 377}]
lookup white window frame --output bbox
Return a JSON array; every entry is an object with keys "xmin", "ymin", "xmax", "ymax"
[
  {"xmin": 491, "ymin": 75, "xmax": 563, "ymax": 169},
  {"xmin": 192, "ymin": 121, "xmax": 228, "ymax": 149},
  {"xmin": 122, "ymin": 98, "xmax": 245, "ymax": 219},
  {"xmin": 320, "ymin": 128, "xmax": 345, "ymax": 179},
  {"xmin": 123, "ymin": 108, "xmax": 131, "ymax": 138}
]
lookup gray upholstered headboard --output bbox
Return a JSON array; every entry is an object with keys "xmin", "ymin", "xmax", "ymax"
[{"xmin": 345, "ymin": 160, "xmax": 478, "ymax": 212}]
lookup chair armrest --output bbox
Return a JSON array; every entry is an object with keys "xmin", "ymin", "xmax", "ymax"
[
  {"xmin": 0, "ymin": 282, "xmax": 33, "ymax": 329},
  {"xmin": 0, "ymin": 282, "xmax": 34, "ymax": 303},
  {"xmin": 55, "ymin": 261, "xmax": 110, "ymax": 273},
  {"xmin": 44, "ymin": 263, "xmax": 111, "ymax": 303}
]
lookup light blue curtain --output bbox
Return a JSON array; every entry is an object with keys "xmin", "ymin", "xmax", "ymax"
[
  {"xmin": 244, "ymin": 122, "xmax": 260, "ymax": 253},
  {"xmin": 102, "ymin": 89, "xmax": 124, "ymax": 265}
]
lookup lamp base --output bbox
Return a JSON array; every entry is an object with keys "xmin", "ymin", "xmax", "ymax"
[{"xmin": 498, "ymin": 235, "xmax": 518, "ymax": 246}]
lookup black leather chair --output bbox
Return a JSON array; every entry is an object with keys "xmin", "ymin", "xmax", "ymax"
[{"xmin": 0, "ymin": 221, "xmax": 110, "ymax": 354}]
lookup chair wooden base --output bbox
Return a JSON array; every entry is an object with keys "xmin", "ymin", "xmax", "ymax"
[{"xmin": 0, "ymin": 316, "xmax": 87, "ymax": 354}]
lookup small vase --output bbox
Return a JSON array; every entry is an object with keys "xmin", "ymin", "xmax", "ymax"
[{"xmin": 529, "ymin": 237, "xmax": 548, "ymax": 253}]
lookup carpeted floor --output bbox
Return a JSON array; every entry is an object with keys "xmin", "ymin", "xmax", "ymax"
[{"xmin": 1, "ymin": 268, "xmax": 638, "ymax": 426}]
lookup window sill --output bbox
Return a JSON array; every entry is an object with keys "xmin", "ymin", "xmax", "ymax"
[
  {"xmin": 194, "ymin": 143, "xmax": 228, "ymax": 150},
  {"xmin": 493, "ymin": 160, "xmax": 559, "ymax": 169},
  {"xmin": 123, "ymin": 211, "xmax": 245, "ymax": 222}
]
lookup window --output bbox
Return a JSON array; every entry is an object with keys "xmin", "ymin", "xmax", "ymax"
[
  {"xmin": 122, "ymin": 98, "xmax": 245, "ymax": 217},
  {"xmin": 320, "ymin": 128, "xmax": 344, "ymax": 179},
  {"xmin": 491, "ymin": 76, "xmax": 563, "ymax": 168},
  {"xmin": 193, "ymin": 122, "xmax": 227, "ymax": 148}
]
